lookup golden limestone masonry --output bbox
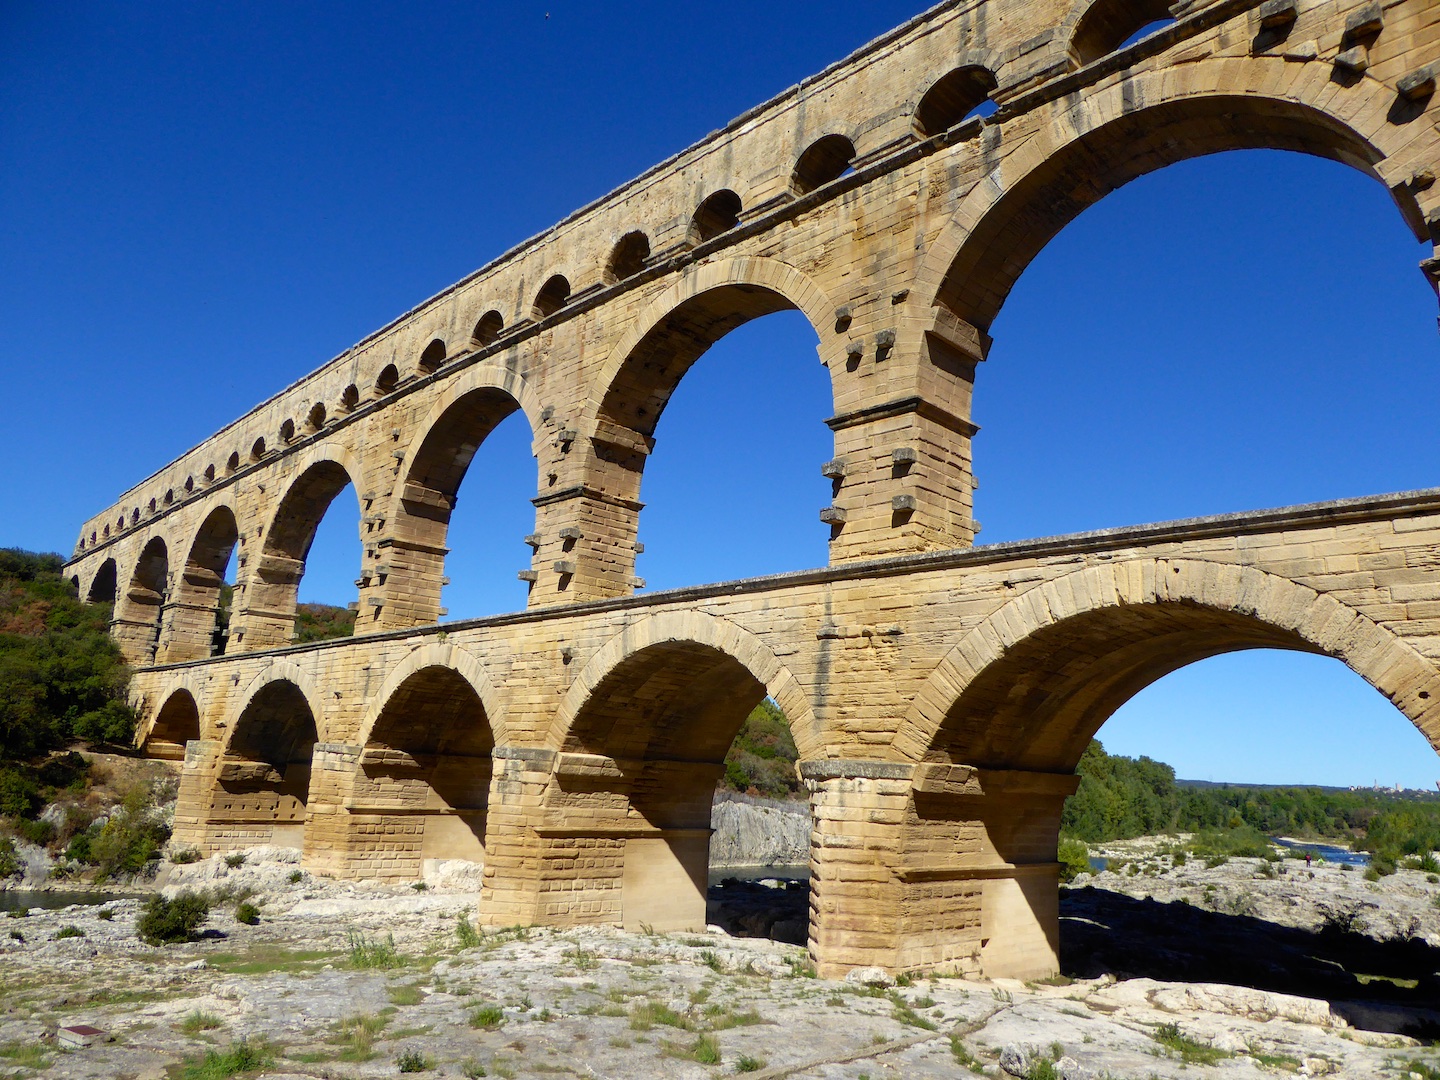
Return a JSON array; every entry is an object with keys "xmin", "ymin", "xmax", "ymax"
[{"xmin": 66, "ymin": 0, "xmax": 1440, "ymax": 979}]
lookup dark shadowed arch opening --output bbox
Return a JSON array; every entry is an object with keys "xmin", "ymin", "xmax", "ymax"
[
  {"xmin": 558, "ymin": 639, "xmax": 774, "ymax": 932},
  {"xmin": 914, "ymin": 65, "xmax": 998, "ymax": 137},
  {"xmin": 532, "ymin": 275, "xmax": 571, "ymax": 320},
  {"xmin": 792, "ymin": 135, "xmax": 856, "ymax": 194},
  {"xmin": 472, "ymin": 310, "xmax": 504, "ymax": 346},
  {"xmin": 223, "ymin": 680, "xmax": 317, "ymax": 852},
  {"xmin": 376, "ymin": 364, "xmax": 400, "ymax": 396},
  {"xmin": 419, "ymin": 338, "xmax": 447, "ymax": 373},
  {"xmin": 235, "ymin": 460, "xmax": 359, "ymax": 651},
  {"xmin": 396, "ymin": 387, "xmax": 534, "ymax": 621},
  {"xmin": 606, "ymin": 231, "xmax": 651, "ymax": 283},
  {"xmin": 114, "ymin": 538, "xmax": 168, "ymax": 666},
  {"xmin": 163, "ymin": 505, "xmax": 239, "ymax": 663},
  {"xmin": 352, "ymin": 666, "xmax": 495, "ymax": 879},
  {"xmin": 1069, "ymin": 0, "xmax": 1175, "ymax": 65},
  {"xmin": 689, "ymin": 190, "xmax": 742, "ymax": 245},
  {"xmin": 146, "ymin": 689, "xmax": 200, "ymax": 760},
  {"xmin": 87, "ymin": 559, "xmax": 117, "ymax": 604}
]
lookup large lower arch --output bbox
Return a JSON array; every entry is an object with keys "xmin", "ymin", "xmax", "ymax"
[
  {"xmin": 921, "ymin": 58, "xmax": 1434, "ymax": 339},
  {"xmin": 231, "ymin": 449, "xmax": 363, "ymax": 652},
  {"xmin": 380, "ymin": 366, "xmax": 541, "ymax": 627},
  {"xmin": 330, "ymin": 647, "xmax": 501, "ymax": 881},
  {"xmin": 188, "ymin": 665, "xmax": 322, "ymax": 855},
  {"xmin": 85, "ymin": 558, "xmax": 117, "ymax": 604},
  {"xmin": 520, "ymin": 612, "xmax": 816, "ymax": 933},
  {"xmin": 113, "ymin": 537, "xmax": 169, "ymax": 666},
  {"xmin": 875, "ymin": 559, "xmax": 1440, "ymax": 981},
  {"xmin": 159, "ymin": 503, "xmax": 239, "ymax": 663}
]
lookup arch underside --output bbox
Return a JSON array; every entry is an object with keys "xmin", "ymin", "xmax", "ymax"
[
  {"xmin": 145, "ymin": 688, "xmax": 200, "ymax": 761},
  {"xmin": 221, "ymin": 680, "xmax": 318, "ymax": 851},
  {"xmin": 356, "ymin": 665, "xmax": 494, "ymax": 873},
  {"xmin": 557, "ymin": 640, "xmax": 770, "ymax": 932},
  {"xmin": 928, "ymin": 601, "xmax": 1318, "ymax": 772},
  {"xmin": 937, "ymin": 95, "xmax": 1397, "ymax": 334}
]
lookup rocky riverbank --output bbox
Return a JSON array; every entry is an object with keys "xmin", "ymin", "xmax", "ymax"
[{"xmin": 2, "ymin": 839, "xmax": 1440, "ymax": 1078}]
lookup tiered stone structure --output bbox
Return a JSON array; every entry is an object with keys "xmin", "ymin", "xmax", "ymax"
[{"xmin": 64, "ymin": 0, "xmax": 1440, "ymax": 979}]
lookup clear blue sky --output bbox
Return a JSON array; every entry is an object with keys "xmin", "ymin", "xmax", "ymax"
[{"xmin": 4, "ymin": 2, "xmax": 1439, "ymax": 788}]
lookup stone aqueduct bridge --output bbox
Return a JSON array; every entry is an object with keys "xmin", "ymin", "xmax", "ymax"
[{"xmin": 61, "ymin": 0, "xmax": 1440, "ymax": 978}]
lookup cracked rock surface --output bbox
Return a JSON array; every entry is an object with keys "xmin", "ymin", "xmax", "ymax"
[{"xmin": 1, "ymin": 844, "xmax": 1440, "ymax": 1078}]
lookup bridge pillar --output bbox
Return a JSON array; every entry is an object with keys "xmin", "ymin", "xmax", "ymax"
[
  {"xmin": 155, "ymin": 599, "xmax": 219, "ymax": 664},
  {"xmin": 824, "ymin": 306, "xmax": 983, "ymax": 562},
  {"xmin": 170, "ymin": 739, "xmax": 222, "ymax": 853},
  {"xmin": 527, "ymin": 487, "xmax": 642, "ymax": 604},
  {"xmin": 902, "ymin": 764, "xmax": 1079, "ymax": 980},
  {"xmin": 478, "ymin": 748, "xmax": 561, "ymax": 927},
  {"xmin": 802, "ymin": 760, "xmax": 915, "ymax": 978},
  {"xmin": 803, "ymin": 760, "xmax": 1078, "ymax": 980}
]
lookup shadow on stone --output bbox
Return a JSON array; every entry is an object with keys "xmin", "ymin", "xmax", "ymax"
[
  {"xmin": 1062, "ymin": 887, "xmax": 1440, "ymax": 1036},
  {"xmin": 706, "ymin": 877, "xmax": 808, "ymax": 945}
]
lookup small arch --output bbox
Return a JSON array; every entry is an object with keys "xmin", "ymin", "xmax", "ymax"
[
  {"xmin": 375, "ymin": 364, "xmax": 399, "ymax": 395},
  {"xmin": 307, "ymin": 402, "xmax": 326, "ymax": 431},
  {"xmin": 163, "ymin": 489, "xmax": 174, "ymax": 506},
  {"xmin": 605, "ymin": 231, "xmax": 651, "ymax": 284},
  {"xmin": 1068, "ymin": 0, "xmax": 1176, "ymax": 66},
  {"xmin": 116, "ymin": 515, "xmax": 125, "ymax": 530},
  {"xmin": 184, "ymin": 476, "xmax": 194, "ymax": 494},
  {"xmin": 147, "ymin": 498, "xmax": 157, "ymax": 514},
  {"xmin": 341, "ymin": 384, "xmax": 360, "ymax": 411},
  {"xmin": 145, "ymin": 688, "xmax": 200, "ymax": 760},
  {"xmin": 419, "ymin": 337, "xmax": 447, "ymax": 373},
  {"xmin": 250, "ymin": 437, "xmax": 266, "ymax": 461},
  {"xmin": 203, "ymin": 465, "xmax": 215, "ymax": 483},
  {"xmin": 472, "ymin": 310, "xmax": 504, "ymax": 346},
  {"xmin": 914, "ymin": 65, "xmax": 999, "ymax": 138},
  {"xmin": 102, "ymin": 525, "xmax": 110, "ymax": 539},
  {"xmin": 532, "ymin": 275, "xmax": 571, "ymax": 320},
  {"xmin": 226, "ymin": 452, "xmax": 240, "ymax": 474},
  {"xmin": 279, "ymin": 418, "xmax": 296, "ymax": 443},
  {"xmin": 86, "ymin": 559, "xmax": 117, "ymax": 604},
  {"xmin": 791, "ymin": 135, "xmax": 856, "ymax": 194},
  {"xmin": 689, "ymin": 189, "xmax": 742, "ymax": 245},
  {"xmin": 131, "ymin": 508, "xmax": 141, "ymax": 526},
  {"xmin": 69, "ymin": 575, "xmax": 79, "ymax": 592}
]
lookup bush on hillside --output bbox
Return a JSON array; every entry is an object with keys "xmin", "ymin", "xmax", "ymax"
[
  {"xmin": 721, "ymin": 699, "xmax": 801, "ymax": 799},
  {"xmin": 293, "ymin": 603, "xmax": 355, "ymax": 643},
  {"xmin": 0, "ymin": 549, "xmax": 136, "ymax": 759}
]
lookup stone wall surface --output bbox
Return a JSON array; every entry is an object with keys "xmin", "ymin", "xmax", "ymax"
[{"xmin": 62, "ymin": 0, "xmax": 1440, "ymax": 979}]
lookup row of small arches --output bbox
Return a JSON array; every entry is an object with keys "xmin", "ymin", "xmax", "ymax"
[{"xmin": 76, "ymin": 4, "xmax": 1180, "ymax": 554}]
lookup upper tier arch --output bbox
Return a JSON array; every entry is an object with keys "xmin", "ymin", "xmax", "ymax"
[{"xmin": 921, "ymin": 57, "xmax": 1433, "ymax": 335}]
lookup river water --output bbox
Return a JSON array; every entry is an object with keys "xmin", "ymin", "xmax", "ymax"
[{"xmin": 1088, "ymin": 837, "xmax": 1371, "ymax": 873}]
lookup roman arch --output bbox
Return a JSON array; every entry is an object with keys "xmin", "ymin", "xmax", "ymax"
[{"xmin": 67, "ymin": 0, "xmax": 1440, "ymax": 979}]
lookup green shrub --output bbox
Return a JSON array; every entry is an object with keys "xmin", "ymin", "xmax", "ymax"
[
  {"xmin": 287, "ymin": 870, "xmax": 302, "ymax": 884},
  {"xmin": 54, "ymin": 925, "xmax": 83, "ymax": 940},
  {"xmin": 96, "ymin": 908, "xmax": 114, "ymax": 921},
  {"xmin": 456, "ymin": 915, "xmax": 481, "ymax": 949},
  {"xmin": 13, "ymin": 817, "xmax": 53, "ymax": 846},
  {"xmin": 347, "ymin": 930, "xmax": 402, "ymax": 969},
  {"xmin": 171, "ymin": 848, "xmax": 201, "ymax": 865},
  {"xmin": 235, "ymin": 902, "xmax": 260, "ymax": 926},
  {"xmin": 397, "ymin": 1048, "xmax": 434, "ymax": 1073},
  {"xmin": 179, "ymin": 1037, "xmax": 272, "ymax": 1079},
  {"xmin": 224, "ymin": 853, "xmax": 246, "ymax": 869},
  {"xmin": 137, "ymin": 891, "xmax": 210, "ymax": 945},
  {"xmin": 1057, "ymin": 837, "xmax": 1089, "ymax": 883},
  {"xmin": 469, "ymin": 1004, "xmax": 505, "ymax": 1029},
  {"xmin": 0, "ymin": 837, "xmax": 18, "ymax": 878}
]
